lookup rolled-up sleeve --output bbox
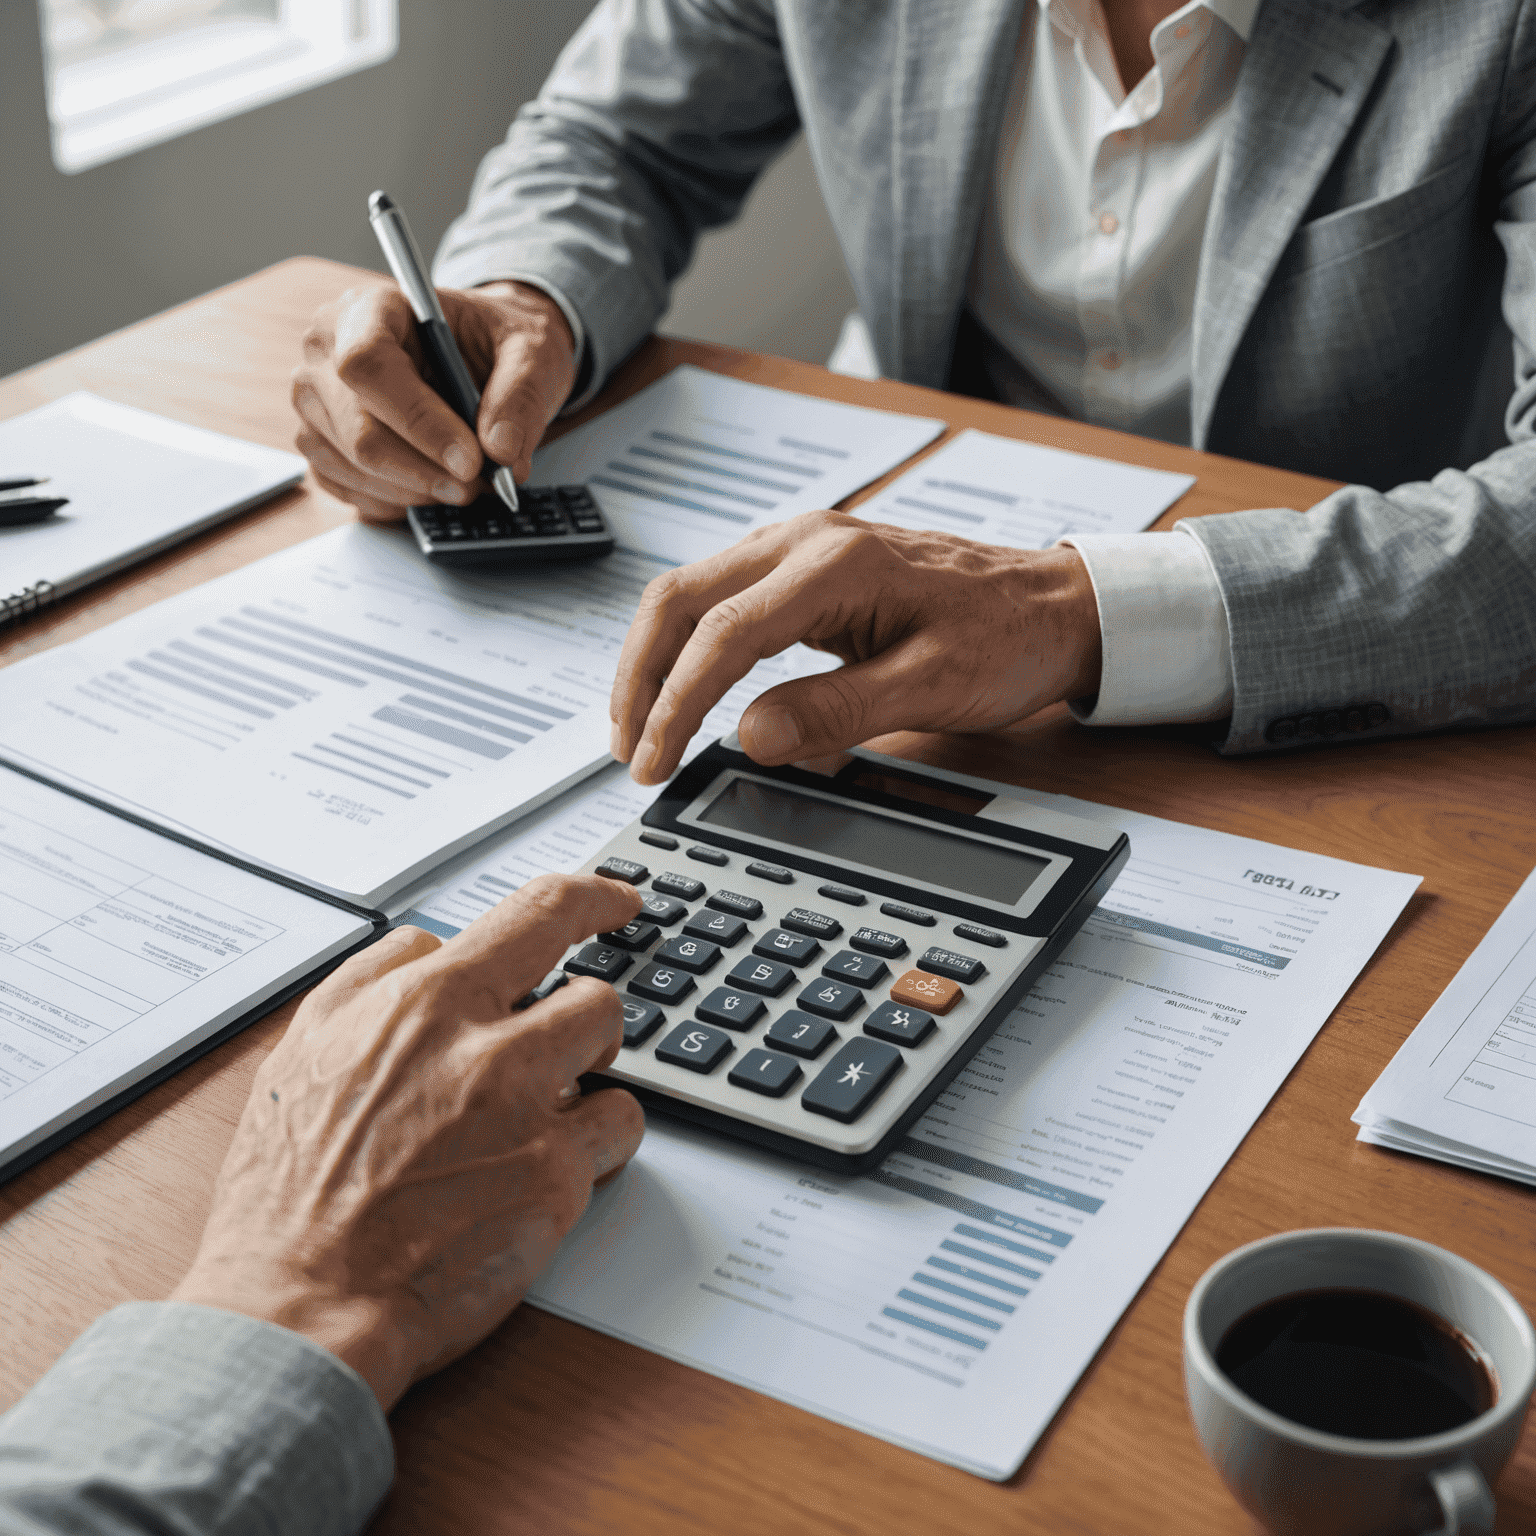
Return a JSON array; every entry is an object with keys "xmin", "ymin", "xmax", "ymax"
[{"xmin": 0, "ymin": 1303, "xmax": 393, "ymax": 1536}]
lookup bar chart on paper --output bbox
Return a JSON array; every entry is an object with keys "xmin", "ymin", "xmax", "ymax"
[{"xmin": 530, "ymin": 365, "xmax": 944, "ymax": 564}]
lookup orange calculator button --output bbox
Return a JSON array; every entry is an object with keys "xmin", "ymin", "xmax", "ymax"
[{"xmin": 890, "ymin": 969, "xmax": 962, "ymax": 1015}]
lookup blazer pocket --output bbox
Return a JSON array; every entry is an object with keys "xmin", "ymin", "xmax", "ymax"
[{"xmin": 1274, "ymin": 152, "xmax": 1478, "ymax": 281}]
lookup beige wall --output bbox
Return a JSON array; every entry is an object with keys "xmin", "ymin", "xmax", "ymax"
[{"xmin": 0, "ymin": 1, "xmax": 855, "ymax": 379}]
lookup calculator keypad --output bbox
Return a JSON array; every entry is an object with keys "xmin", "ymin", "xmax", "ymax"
[
  {"xmin": 683, "ymin": 911, "xmax": 749, "ymax": 947},
  {"xmin": 656, "ymin": 1023, "xmax": 733, "ymax": 1073},
  {"xmin": 655, "ymin": 936, "xmax": 721, "ymax": 974},
  {"xmin": 728, "ymin": 957, "xmax": 796, "ymax": 996},
  {"xmin": 822, "ymin": 950, "xmax": 889, "ymax": 989},
  {"xmin": 729, "ymin": 1049, "xmax": 803, "ymax": 1097},
  {"xmin": 629, "ymin": 963, "xmax": 696, "ymax": 1005},
  {"xmin": 753, "ymin": 928, "xmax": 822, "ymax": 966},
  {"xmin": 621, "ymin": 1000, "xmax": 667, "ymax": 1046},
  {"xmin": 797, "ymin": 978, "xmax": 864, "ymax": 1021},
  {"xmin": 564, "ymin": 943, "xmax": 632, "ymax": 982},
  {"xmin": 765, "ymin": 1011, "xmax": 838, "ymax": 1058},
  {"xmin": 696, "ymin": 988, "xmax": 767, "ymax": 1031},
  {"xmin": 802, "ymin": 1039, "xmax": 904, "ymax": 1122}
]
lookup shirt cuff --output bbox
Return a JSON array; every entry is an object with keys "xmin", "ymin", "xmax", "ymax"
[
  {"xmin": 0, "ymin": 1302, "xmax": 393, "ymax": 1536},
  {"xmin": 1059, "ymin": 530, "xmax": 1234, "ymax": 725},
  {"xmin": 456, "ymin": 271, "xmax": 596, "ymax": 415}
]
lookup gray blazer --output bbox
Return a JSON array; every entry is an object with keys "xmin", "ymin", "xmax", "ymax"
[{"xmin": 435, "ymin": 0, "xmax": 1536, "ymax": 754}]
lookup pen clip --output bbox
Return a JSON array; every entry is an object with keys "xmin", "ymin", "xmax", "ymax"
[{"xmin": 368, "ymin": 190, "xmax": 447, "ymax": 327}]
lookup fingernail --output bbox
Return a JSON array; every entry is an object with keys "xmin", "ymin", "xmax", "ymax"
[
  {"xmin": 488, "ymin": 421, "xmax": 518, "ymax": 457},
  {"xmin": 746, "ymin": 704, "xmax": 801, "ymax": 760},
  {"xmin": 609, "ymin": 721, "xmax": 626, "ymax": 760},
  {"xmin": 434, "ymin": 479, "xmax": 467, "ymax": 505},
  {"xmin": 632, "ymin": 741, "xmax": 659, "ymax": 783}
]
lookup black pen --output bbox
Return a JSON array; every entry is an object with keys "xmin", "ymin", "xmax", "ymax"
[
  {"xmin": 366, "ymin": 190, "xmax": 519, "ymax": 512},
  {"xmin": 0, "ymin": 476, "xmax": 49, "ymax": 492},
  {"xmin": 0, "ymin": 495, "xmax": 67, "ymax": 526}
]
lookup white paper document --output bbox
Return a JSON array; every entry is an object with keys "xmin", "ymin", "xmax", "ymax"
[
  {"xmin": 530, "ymin": 365, "xmax": 944, "ymax": 564},
  {"xmin": 1355, "ymin": 865, "xmax": 1536, "ymax": 1183},
  {"xmin": 852, "ymin": 427, "xmax": 1195, "ymax": 548},
  {"xmin": 0, "ymin": 393, "xmax": 304, "ymax": 601},
  {"xmin": 0, "ymin": 766, "xmax": 371, "ymax": 1176},
  {"xmin": 411, "ymin": 777, "xmax": 1417, "ymax": 1477}
]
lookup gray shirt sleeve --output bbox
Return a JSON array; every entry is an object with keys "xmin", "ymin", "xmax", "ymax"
[{"xmin": 0, "ymin": 1303, "xmax": 393, "ymax": 1536}]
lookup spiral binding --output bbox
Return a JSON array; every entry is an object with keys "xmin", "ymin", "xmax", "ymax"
[{"xmin": 0, "ymin": 580, "xmax": 55, "ymax": 628}]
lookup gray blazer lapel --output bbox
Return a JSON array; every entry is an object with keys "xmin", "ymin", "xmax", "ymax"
[
  {"xmin": 889, "ymin": 0, "xmax": 1025, "ymax": 385},
  {"xmin": 1190, "ymin": 0, "xmax": 1392, "ymax": 448}
]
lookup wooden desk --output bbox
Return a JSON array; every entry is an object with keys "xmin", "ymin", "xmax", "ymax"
[{"xmin": 3, "ymin": 258, "xmax": 1534, "ymax": 1535}]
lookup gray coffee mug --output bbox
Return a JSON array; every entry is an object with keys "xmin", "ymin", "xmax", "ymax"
[{"xmin": 1184, "ymin": 1229, "xmax": 1535, "ymax": 1536}]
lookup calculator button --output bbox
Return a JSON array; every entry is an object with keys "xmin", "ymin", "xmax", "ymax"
[
  {"xmin": 518, "ymin": 969, "xmax": 568, "ymax": 1007},
  {"xmin": 864, "ymin": 1000, "xmax": 936, "ymax": 1047},
  {"xmin": 891, "ymin": 969, "xmax": 962, "ymax": 1015},
  {"xmin": 638, "ymin": 893, "xmax": 689, "ymax": 926},
  {"xmin": 918, "ymin": 946, "xmax": 987, "ymax": 984},
  {"xmin": 818, "ymin": 883, "xmax": 867, "ymax": 906},
  {"xmin": 687, "ymin": 845, "xmax": 729, "ymax": 866},
  {"xmin": 708, "ymin": 890, "xmax": 764, "ymax": 920},
  {"xmin": 596, "ymin": 857, "xmax": 648, "ymax": 885},
  {"xmin": 682, "ymin": 911, "xmax": 749, "ymax": 947},
  {"xmin": 822, "ymin": 950, "xmax": 889, "ymax": 989},
  {"xmin": 780, "ymin": 908, "xmax": 843, "ymax": 941},
  {"xmin": 628, "ymin": 963, "xmax": 697, "ymax": 1005},
  {"xmin": 765, "ymin": 1010, "xmax": 838, "ymax": 1059},
  {"xmin": 563, "ymin": 944, "xmax": 632, "ymax": 983},
  {"xmin": 729, "ymin": 1049, "xmax": 803, "ymax": 1098},
  {"xmin": 880, "ymin": 902, "xmax": 936, "ymax": 926},
  {"xmin": 653, "ymin": 871, "xmax": 706, "ymax": 901},
  {"xmin": 655, "ymin": 1023, "xmax": 733, "ymax": 1074},
  {"xmin": 695, "ymin": 987, "xmax": 767, "ymax": 1031},
  {"xmin": 638, "ymin": 831, "xmax": 678, "ymax": 851},
  {"xmin": 655, "ymin": 935, "xmax": 721, "ymax": 974},
  {"xmin": 954, "ymin": 923, "xmax": 1007, "ymax": 948},
  {"xmin": 621, "ymin": 1001, "xmax": 666, "ymax": 1047},
  {"xmin": 746, "ymin": 861, "xmax": 794, "ymax": 884},
  {"xmin": 797, "ymin": 977, "xmax": 864, "ymax": 1021},
  {"xmin": 850, "ymin": 926, "xmax": 908, "ymax": 960},
  {"xmin": 727, "ymin": 957, "xmax": 796, "ymax": 996},
  {"xmin": 599, "ymin": 920, "xmax": 661, "ymax": 952},
  {"xmin": 753, "ymin": 928, "xmax": 822, "ymax": 965},
  {"xmin": 801, "ymin": 1039, "xmax": 904, "ymax": 1123}
]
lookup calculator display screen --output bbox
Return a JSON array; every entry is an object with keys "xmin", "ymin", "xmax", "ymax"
[{"xmin": 698, "ymin": 778, "xmax": 1049, "ymax": 904}]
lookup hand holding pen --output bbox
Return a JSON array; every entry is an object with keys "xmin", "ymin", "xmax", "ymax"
[{"xmin": 289, "ymin": 198, "xmax": 578, "ymax": 525}]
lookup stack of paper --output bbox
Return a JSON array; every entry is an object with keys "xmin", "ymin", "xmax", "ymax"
[{"xmin": 1355, "ymin": 866, "xmax": 1536, "ymax": 1183}]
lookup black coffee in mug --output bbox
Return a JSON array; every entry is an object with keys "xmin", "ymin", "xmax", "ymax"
[{"xmin": 1215, "ymin": 1288, "xmax": 1496, "ymax": 1440}]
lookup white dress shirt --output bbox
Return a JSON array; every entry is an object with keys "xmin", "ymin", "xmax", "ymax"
[{"xmin": 969, "ymin": 0, "xmax": 1256, "ymax": 724}]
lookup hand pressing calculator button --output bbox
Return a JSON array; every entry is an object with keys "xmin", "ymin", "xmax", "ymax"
[
  {"xmin": 621, "ymin": 1001, "xmax": 666, "ymax": 1047},
  {"xmin": 629, "ymin": 963, "xmax": 696, "ymax": 1005},
  {"xmin": 652, "ymin": 871, "xmax": 706, "ymax": 900},
  {"xmin": 802, "ymin": 1039, "xmax": 903, "ymax": 1122},
  {"xmin": 864, "ymin": 1000, "xmax": 936, "ymax": 1047},
  {"xmin": 753, "ymin": 928, "xmax": 821, "ymax": 965},
  {"xmin": 822, "ymin": 950, "xmax": 889, "ymax": 989},
  {"xmin": 696, "ymin": 987, "xmax": 767, "ymax": 1031},
  {"xmin": 780, "ymin": 908, "xmax": 843, "ymax": 940},
  {"xmin": 655, "ymin": 936, "xmax": 721, "ymax": 974},
  {"xmin": 765, "ymin": 1010, "xmax": 838, "ymax": 1058},
  {"xmin": 727, "ymin": 957, "xmax": 795, "ymax": 996},
  {"xmin": 683, "ymin": 911, "xmax": 749, "ymax": 947},
  {"xmin": 891, "ymin": 969, "xmax": 962, "ymax": 1015},
  {"xmin": 797, "ymin": 977, "xmax": 864, "ymax": 1020},
  {"xmin": 729, "ymin": 1049, "xmax": 803, "ymax": 1097},
  {"xmin": 918, "ymin": 946, "xmax": 987, "ymax": 984},
  {"xmin": 563, "ymin": 944, "xmax": 631, "ymax": 982},
  {"xmin": 655, "ymin": 1023, "xmax": 733, "ymax": 1074},
  {"xmin": 639, "ymin": 893, "xmax": 689, "ymax": 926}
]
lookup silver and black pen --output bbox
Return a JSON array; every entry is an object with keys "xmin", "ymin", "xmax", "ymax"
[{"xmin": 366, "ymin": 190, "xmax": 519, "ymax": 513}]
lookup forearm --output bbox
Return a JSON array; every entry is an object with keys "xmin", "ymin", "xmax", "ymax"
[{"xmin": 0, "ymin": 1304, "xmax": 392, "ymax": 1536}]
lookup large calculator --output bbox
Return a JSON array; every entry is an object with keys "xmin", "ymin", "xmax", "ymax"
[
  {"xmin": 407, "ymin": 484, "xmax": 614, "ymax": 565},
  {"xmin": 562, "ymin": 737, "xmax": 1129, "ymax": 1174}
]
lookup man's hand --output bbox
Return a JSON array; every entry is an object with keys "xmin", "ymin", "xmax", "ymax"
[
  {"xmin": 610, "ymin": 511, "xmax": 1104, "ymax": 785},
  {"xmin": 171, "ymin": 874, "xmax": 644, "ymax": 1410},
  {"xmin": 291, "ymin": 280, "xmax": 577, "ymax": 523}
]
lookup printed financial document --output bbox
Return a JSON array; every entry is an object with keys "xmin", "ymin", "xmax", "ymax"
[
  {"xmin": 410, "ymin": 778, "xmax": 1417, "ymax": 1477},
  {"xmin": 853, "ymin": 427, "xmax": 1195, "ymax": 547},
  {"xmin": 1355, "ymin": 863, "xmax": 1536, "ymax": 1183},
  {"xmin": 0, "ymin": 766, "xmax": 370, "ymax": 1176},
  {"xmin": 530, "ymin": 365, "xmax": 944, "ymax": 564}
]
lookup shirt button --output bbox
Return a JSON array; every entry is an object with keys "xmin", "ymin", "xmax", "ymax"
[
  {"xmin": 1098, "ymin": 212, "xmax": 1119, "ymax": 235},
  {"xmin": 1099, "ymin": 350, "xmax": 1123, "ymax": 370}
]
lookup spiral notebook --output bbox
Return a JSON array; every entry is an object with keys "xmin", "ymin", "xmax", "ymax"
[{"xmin": 0, "ymin": 393, "xmax": 304, "ymax": 626}]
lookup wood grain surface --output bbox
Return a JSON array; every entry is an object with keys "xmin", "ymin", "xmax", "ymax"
[{"xmin": 2, "ymin": 257, "xmax": 1533, "ymax": 1535}]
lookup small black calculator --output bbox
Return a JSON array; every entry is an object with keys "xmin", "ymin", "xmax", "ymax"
[{"xmin": 407, "ymin": 484, "xmax": 614, "ymax": 566}]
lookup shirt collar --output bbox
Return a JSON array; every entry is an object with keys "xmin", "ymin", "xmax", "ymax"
[{"xmin": 1041, "ymin": 0, "xmax": 1260, "ymax": 46}]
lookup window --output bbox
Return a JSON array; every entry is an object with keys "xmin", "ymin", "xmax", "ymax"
[{"xmin": 39, "ymin": 0, "xmax": 398, "ymax": 174}]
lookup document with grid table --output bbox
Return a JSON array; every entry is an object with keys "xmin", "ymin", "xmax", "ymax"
[{"xmin": 410, "ymin": 776, "xmax": 1417, "ymax": 1477}]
